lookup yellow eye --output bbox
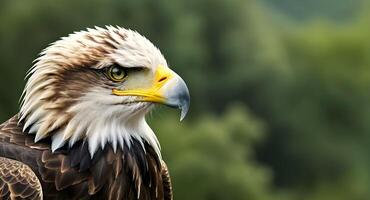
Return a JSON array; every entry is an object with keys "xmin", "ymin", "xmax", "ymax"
[{"xmin": 107, "ymin": 65, "xmax": 127, "ymax": 82}]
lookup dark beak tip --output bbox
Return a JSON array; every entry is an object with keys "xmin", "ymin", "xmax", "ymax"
[
  {"xmin": 179, "ymin": 97, "xmax": 190, "ymax": 121},
  {"xmin": 180, "ymin": 106, "xmax": 189, "ymax": 121}
]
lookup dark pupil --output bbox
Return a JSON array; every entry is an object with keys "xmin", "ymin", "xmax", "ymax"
[{"xmin": 112, "ymin": 67, "xmax": 122, "ymax": 76}]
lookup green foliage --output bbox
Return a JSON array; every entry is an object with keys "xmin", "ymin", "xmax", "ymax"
[
  {"xmin": 262, "ymin": 0, "xmax": 362, "ymax": 21},
  {"xmin": 267, "ymin": 19, "xmax": 370, "ymax": 198},
  {"xmin": 151, "ymin": 105, "xmax": 276, "ymax": 200}
]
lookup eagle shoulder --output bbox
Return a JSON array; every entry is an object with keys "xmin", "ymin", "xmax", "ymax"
[{"xmin": 0, "ymin": 115, "xmax": 173, "ymax": 200}]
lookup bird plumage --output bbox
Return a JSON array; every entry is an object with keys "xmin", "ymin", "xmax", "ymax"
[
  {"xmin": 0, "ymin": 115, "xmax": 172, "ymax": 199},
  {"xmin": 0, "ymin": 26, "xmax": 189, "ymax": 199}
]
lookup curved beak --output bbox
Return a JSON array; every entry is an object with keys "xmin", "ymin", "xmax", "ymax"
[
  {"xmin": 112, "ymin": 65, "xmax": 190, "ymax": 121},
  {"xmin": 160, "ymin": 73, "xmax": 190, "ymax": 121}
]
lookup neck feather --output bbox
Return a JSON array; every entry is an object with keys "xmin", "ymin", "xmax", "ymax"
[{"xmin": 20, "ymin": 92, "xmax": 161, "ymax": 159}]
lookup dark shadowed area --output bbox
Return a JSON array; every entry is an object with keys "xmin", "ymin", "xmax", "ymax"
[{"xmin": 0, "ymin": 0, "xmax": 369, "ymax": 199}]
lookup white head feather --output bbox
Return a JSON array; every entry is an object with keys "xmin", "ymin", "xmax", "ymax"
[{"xmin": 20, "ymin": 26, "xmax": 168, "ymax": 158}]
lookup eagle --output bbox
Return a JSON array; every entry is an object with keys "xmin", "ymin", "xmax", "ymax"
[{"xmin": 0, "ymin": 26, "xmax": 190, "ymax": 200}]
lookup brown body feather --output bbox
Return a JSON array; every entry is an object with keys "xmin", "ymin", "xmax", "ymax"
[
  {"xmin": 0, "ymin": 115, "xmax": 173, "ymax": 200},
  {"xmin": 0, "ymin": 157, "xmax": 43, "ymax": 200}
]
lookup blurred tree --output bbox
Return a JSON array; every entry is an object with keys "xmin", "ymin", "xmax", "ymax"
[
  {"xmin": 262, "ymin": 0, "xmax": 362, "ymax": 21},
  {"xmin": 151, "ymin": 105, "xmax": 279, "ymax": 200},
  {"xmin": 256, "ymin": 9, "xmax": 370, "ymax": 199}
]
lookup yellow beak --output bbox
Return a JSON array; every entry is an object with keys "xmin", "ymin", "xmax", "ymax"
[{"xmin": 112, "ymin": 65, "xmax": 190, "ymax": 120}]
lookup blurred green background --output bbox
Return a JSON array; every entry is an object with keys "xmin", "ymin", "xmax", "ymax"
[{"xmin": 1, "ymin": 0, "xmax": 370, "ymax": 199}]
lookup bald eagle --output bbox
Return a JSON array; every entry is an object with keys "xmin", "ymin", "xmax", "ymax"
[{"xmin": 0, "ymin": 26, "xmax": 190, "ymax": 200}]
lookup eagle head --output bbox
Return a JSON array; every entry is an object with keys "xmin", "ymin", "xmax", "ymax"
[{"xmin": 19, "ymin": 26, "xmax": 190, "ymax": 157}]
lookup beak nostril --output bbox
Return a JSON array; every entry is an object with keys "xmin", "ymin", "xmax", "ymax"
[{"xmin": 158, "ymin": 77, "xmax": 167, "ymax": 83}]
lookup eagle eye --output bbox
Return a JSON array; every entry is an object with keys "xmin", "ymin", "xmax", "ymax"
[{"xmin": 107, "ymin": 64, "xmax": 127, "ymax": 82}]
